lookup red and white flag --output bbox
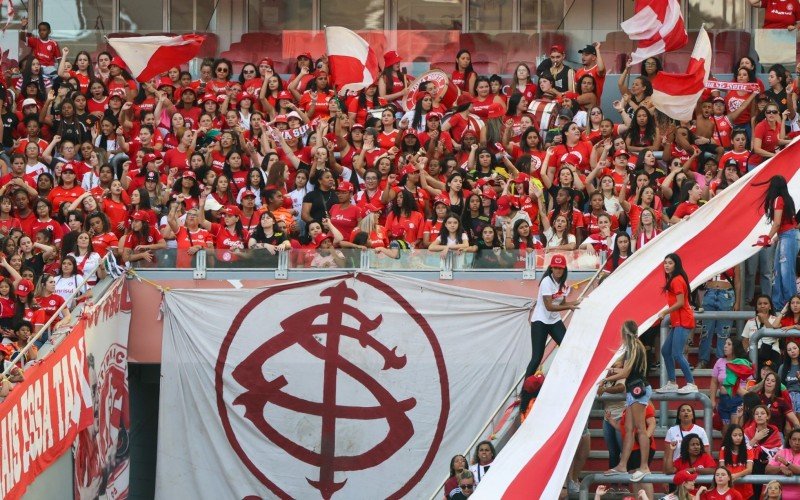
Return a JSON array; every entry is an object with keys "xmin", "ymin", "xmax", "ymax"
[
  {"xmin": 621, "ymin": 0, "xmax": 687, "ymax": 65},
  {"xmin": 107, "ymin": 34, "xmax": 205, "ymax": 82},
  {"xmin": 325, "ymin": 26, "xmax": 380, "ymax": 93},
  {"xmin": 473, "ymin": 137, "xmax": 800, "ymax": 498},
  {"xmin": 650, "ymin": 26, "xmax": 711, "ymax": 122}
]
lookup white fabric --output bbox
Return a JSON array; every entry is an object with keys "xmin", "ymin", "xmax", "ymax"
[
  {"xmin": 664, "ymin": 424, "xmax": 710, "ymax": 461},
  {"xmin": 621, "ymin": 0, "xmax": 685, "ymax": 65},
  {"xmin": 650, "ymin": 27, "xmax": 712, "ymax": 122},
  {"xmin": 108, "ymin": 36, "xmax": 185, "ymax": 78},
  {"xmin": 531, "ymin": 275, "xmax": 566, "ymax": 325},
  {"xmin": 155, "ymin": 272, "xmax": 531, "ymax": 499}
]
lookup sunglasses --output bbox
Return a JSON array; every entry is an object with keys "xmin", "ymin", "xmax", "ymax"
[
  {"xmin": 766, "ymin": 109, "xmax": 779, "ymax": 114},
  {"xmin": 590, "ymin": 111, "xmax": 602, "ymax": 115},
  {"xmin": 243, "ymin": 70, "xmax": 256, "ymax": 74},
  {"xmin": 216, "ymin": 68, "xmax": 229, "ymax": 73},
  {"xmin": 460, "ymin": 484, "xmax": 475, "ymax": 490}
]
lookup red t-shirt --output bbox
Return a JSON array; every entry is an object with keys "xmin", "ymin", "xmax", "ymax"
[
  {"xmin": 102, "ymin": 198, "xmax": 129, "ymax": 236},
  {"xmin": 384, "ymin": 211, "xmax": 425, "ymax": 245},
  {"xmin": 672, "ymin": 452, "xmax": 716, "ymax": 473},
  {"xmin": 549, "ymin": 141, "xmax": 594, "ymax": 174},
  {"xmin": 751, "ymin": 119, "xmax": 781, "ymax": 164},
  {"xmin": 667, "ymin": 276, "xmax": 695, "ymax": 329},
  {"xmin": 575, "ymin": 65, "xmax": 606, "ymax": 100},
  {"xmin": 30, "ymin": 218, "xmax": 63, "ymax": 243},
  {"xmin": 699, "ymin": 488, "xmax": 743, "ymax": 500},
  {"xmin": 26, "ymin": 35, "xmax": 59, "ymax": 66},
  {"xmin": 725, "ymin": 91, "xmax": 754, "ymax": 126},
  {"xmin": 123, "ymin": 226, "xmax": 163, "ymax": 250},
  {"xmin": 210, "ymin": 223, "xmax": 248, "ymax": 251},
  {"xmin": 91, "ymin": 232, "xmax": 119, "ymax": 257},
  {"xmin": 673, "ymin": 201, "xmax": 700, "ymax": 220},
  {"xmin": 761, "ymin": 0, "xmax": 800, "ymax": 28},
  {"xmin": 718, "ymin": 150, "xmax": 751, "ymax": 175},
  {"xmin": 48, "ymin": 185, "xmax": 86, "ymax": 210},
  {"xmin": 0, "ymin": 216, "xmax": 22, "ymax": 237},
  {"xmin": 328, "ymin": 204, "xmax": 360, "ymax": 241},
  {"xmin": 35, "ymin": 293, "xmax": 65, "ymax": 324},
  {"xmin": 719, "ymin": 446, "xmax": 756, "ymax": 500},
  {"xmin": 774, "ymin": 197, "xmax": 798, "ymax": 233}
]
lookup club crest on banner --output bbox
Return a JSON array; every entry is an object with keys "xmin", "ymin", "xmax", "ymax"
[{"xmin": 215, "ymin": 277, "xmax": 449, "ymax": 498}]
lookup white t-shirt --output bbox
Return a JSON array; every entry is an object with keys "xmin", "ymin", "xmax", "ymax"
[
  {"xmin": 531, "ymin": 275, "xmax": 566, "ymax": 324},
  {"xmin": 742, "ymin": 316, "xmax": 780, "ymax": 353},
  {"xmin": 543, "ymin": 227, "xmax": 577, "ymax": 249},
  {"xmin": 54, "ymin": 274, "xmax": 85, "ymax": 308},
  {"xmin": 664, "ymin": 424, "xmax": 710, "ymax": 461},
  {"xmin": 469, "ymin": 462, "xmax": 491, "ymax": 484}
]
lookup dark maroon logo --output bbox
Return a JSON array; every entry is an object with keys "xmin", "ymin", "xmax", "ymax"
[{"xmin": 216, "ymin": 275, "xmax": 449, "ymax": 499}]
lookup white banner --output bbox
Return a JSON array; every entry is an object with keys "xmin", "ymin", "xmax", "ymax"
[
  {"xmin": 155, "ymin": 272, "xmax": 532, "ymax": 499},
  {"xmin": 73, "ymin": 278, "xmax": 133, "ymax": 500}
]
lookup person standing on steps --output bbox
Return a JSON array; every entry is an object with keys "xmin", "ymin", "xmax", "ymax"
[
  {"xmin": 656, "ymin": 253, "xmax": 698, "ymax": 394},
  {"xmin": 519, "ymin": 254, "xmax": 581, "ymax": 412}
]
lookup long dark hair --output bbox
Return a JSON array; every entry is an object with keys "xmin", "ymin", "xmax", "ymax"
[
  {"xmin": 663, "ymin": 253, "xmax": 691, "ymax": 296},
  {"xmin": 721, "ymin": 424, "xmax": 748, "ymax": 466},
  {"xmin": 610, "ymin": 231, "xmax": 632, "ymax": 270},
  {"xmin": 512, "ymin": 219, "xmax": 535, "ymax": 249},
  {"xmin": 759, "ymin": 175, "xmax": 797, "ymax": 224}
]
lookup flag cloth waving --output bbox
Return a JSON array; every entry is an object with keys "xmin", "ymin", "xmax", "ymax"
[
  {"xmin": 325, "ymin": 27, "xmax": 380, "ymax": 93},
  {"xmin": 107, "ymin": 34, "xmax": 205, "ymax": 82},
  {"xmin": 621, "ymin": 0, "xmax": 687, "ymax": 65},
  {"xmin": 473, "ymin": 136, "xmax": 800, "ymax": 499},
  {"xmin": 650, "ymin": 26, "xmax": 712, "ymax": 122}
]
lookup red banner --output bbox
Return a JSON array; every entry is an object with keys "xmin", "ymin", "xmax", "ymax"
[
  {"xmin": 704, "ymin": 80, "xmax": 760, "ymax": 92},
  {"xmin": 0, "ymin": 324, "xmax": 93, "ymax": 499}
]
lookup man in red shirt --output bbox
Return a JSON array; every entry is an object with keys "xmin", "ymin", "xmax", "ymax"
[
  {"xmin": 575, "ymin": 42, "xmax": 606, "ymax": 100},
  {"xmin": 752, "ymin": 0, "xmax": 800, "ymax": 29},
  {"xmin": 20, "ymin": 19, "xmax": 59, "ymax": 72}
]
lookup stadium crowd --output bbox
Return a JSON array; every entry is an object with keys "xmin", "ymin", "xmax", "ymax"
[{"xmin": 2, "ymin": 7, "xmax": 800, "ymax": 498}]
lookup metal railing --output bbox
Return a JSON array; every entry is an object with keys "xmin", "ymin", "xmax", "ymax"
[
  {"xmin": 0, "ymin": 257, "xmax": 112, "ymax": 378},
  {"xmin": 658, "ymin": 311, "xmax": 754, "ymax": 427},
  {"xmin": 579, "ymin": 473, "xmax": 800, "ymax": 500},
  {"xmin": 749, "ymin": 327, "xmax": 800, "ymax": 370}
]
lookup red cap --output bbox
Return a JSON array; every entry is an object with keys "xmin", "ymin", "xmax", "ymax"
[
  {"xmin": 181, "ymin": 170, "xmax": 197, "ymax": 180},
  {"xmin": 427, "ymin": 111, "xmax": 443, "ymax": 120},
  {"xmin": 495, "ymin": 195, "xmax": 512, "ymax": 216},
  {"xmin": 563, "ymin": 91, "xmax": 580, "ymax": 101},
  {"xmin": 673, "ymin": 469, "xmax": 697, "ymax": 486},
  {"xmin": 61, "ymin": 162, "xmax": 76, "ymax": 173},
  {"xmin": 259, "ymin": 57, "xmax": 274, "ymax": 68},
  {"xmin": 199, "ymin": 93, "xmax": 217, "ymax": 104},
  {"xmin": 314, "ymin": 69, "xmax": 328, "ymax": 78},
  {"xmin": 562, "ymin": 152, "xmax": 581, "ymax": 167},
  {"xmin": 109, "ymin": 56, "xmax": 127, "ymax": 69},
  {"xmin": 753, "ymin": 235, "xmax": 772, "ymax": 247},
  {"xmin": 383, "ymin": 50, "xmax": 402, "ymax": 68},
  {"xmin": 241, "ymin": 190, "xmax": 257, "ymax": 199},
  {"xmin": 549, "ymin": 44, "xmax": 565, "ymax": 54},
  {"xmin": 180, "ymin": 86, "xmax": 197, "ymax": 95},
  {"xmin": 487, "ymin": 102, "xmax": 505, "ymax": 119},
  {"xmin": 15, "ymin": 279, "xmax": 34, "ymax": 298},
  {"xmin": 130, "ymin": 210, "xmax": 149, "ymax": 222},
  {"xmin": 297, "ymin": 52, "xmax": 313, "ymax": 61},
  {"xmin": 433, "ymin": 194, "xmax": 450, "ymax": 207},
  {"xmin": 456, "ymin": 94, "xmax": 473, "ymax": 107},
  {"xmin": 273, "ymin": 114, "xmax": 288, "ymax": 124},
  {"xmin": 156, "ymin": 77, "xmax": 175, "ymax": 89},
  {"xmin": 313, "ymin": 232, "xmax": 333, "ymax": 247},
  {"xmin": 514, "ymin": 173, "xmax": 530, "ymax": 184},
  {"xmin": 108, "ymin": 88, "xmax": 126, "ymax": 99},
  {"xmin": 351, "ymin": 123, "xmax": 365, "ymax": 130},
  {"xmin": 481, "ymin": 187, "xmax": 497, "ymax": 199},
  {"xmin": 549, "ymin": 253, "xmax": 568, "ymax": 269},
  {"xmin": 223, "ymin": 205, "xmax": 241, "ymax": 217},
  {"xmin": 522, "ymin": 372, "xmax": 544, "ymax": 394},
  {"xmin": 235, "ymin": 92, "xmax": 253, "ymax": 104},
  {"xmin": 142, "ymin": 152, "xmax": 162, "ymax": 164},
  {"xmin": 277, "ymin": 90, "xmax": 293, "ymax": 101},
  {"xmin": 362, "ymin": 201, "xmax": 383, "ymax": 215},
  {"xmin": 400, "ymin": 165, "xmax": 418, "ymax": 177},
  {"xmin": 336, "ymin": 180, "xmax": 353, "ymax": 192},
  {"xmin": 403, "ymin": 128, "xmax": 418, "ymax": 138},
  {"xmin": 389, "ymin": 224, "xmax": 405, "ymax": 238},
  {"xmin": 613, "ymin": 149, "xmax": 630, "ymax": 159}
]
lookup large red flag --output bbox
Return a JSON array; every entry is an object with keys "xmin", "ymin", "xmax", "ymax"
[
  {"xmin": 107, "ymin": 34, "xmax": 206, "ymax": 82},
  {"xmin": 473, "ymin": 137, "xmax": 800, "ymax": 498},
  {"xmin": 325, "ymin": 27, "xmax": 380, "ymax": 94},
  {"xmin": 650, "ymin": 26, "xmax": 712, "ymax": 122},
  {"xmin": 621, "ymin": 0, "xmax": 687, "ymax": 65}
]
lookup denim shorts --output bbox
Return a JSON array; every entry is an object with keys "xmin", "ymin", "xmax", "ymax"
[
  {"xmin": 626, "ymin": 385, "xmax": 653, "ymax": 406},
  {"xmin": 717, "ymin": 394, "xmax": 743, "ymax": 424}
]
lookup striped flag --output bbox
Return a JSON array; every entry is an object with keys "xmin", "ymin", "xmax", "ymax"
[
  {"xmin": 108, "ymin": 34, "xmax": 206, "ymax": 82},
  {"xmin": 324, "ymin": 27, "xmax": 380, "ymax": 93},
  {"xmin": 621, "ymin": 0, "xmax": 687, "ymax": 65},
  {"xmin": 473, "ymin": 139, "xmax": 800, "ymax": 499},
  {"xmin": 650, "ymin": 26, "xmax": 712, "ymax": 122}
]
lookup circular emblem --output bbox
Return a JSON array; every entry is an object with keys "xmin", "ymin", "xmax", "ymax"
[{"xmin": 216, "ymin": 276, "xmax": 448, "ymax": 498}]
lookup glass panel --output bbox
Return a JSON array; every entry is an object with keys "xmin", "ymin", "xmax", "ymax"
[
  {"xmin": 520, "ymin": 0, "xmax": 564, "ymax": 31},
  {"xmin": 287, "ymin": 249, "xmax": 362, "ymax": 269},
  {"xmin": 687, "ymin": 0, "xmax": 745, "ymax": 30},
  {"xmin": 44, "ymin": 1, "xmax": 113, "ymax": 31},
  {"xmin": 119, "ymin": 0, "xmax": 164, "ymax": 32},
  {"xmin": 397, "ymin": 0, "xmax": 463, "ymax": 31},
  {"xmin": 249, "ymin": 0, "xmax": 313, "ymax": 32},
  {"xmin": 171, "ymin": 0, "xmax": 217, "ymax": 32},
  {"xmin": 370, "ymin": 249, "xmax": 444, "ymax": 271},
  {"xmin": 321, "ymin": 0, "xmax": 384, "ymax": 30},
  {"xmin": 468, "ymin": 0, "xmax": 513, "ymax": 32}
]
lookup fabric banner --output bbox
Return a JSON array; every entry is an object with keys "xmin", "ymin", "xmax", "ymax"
[
  {"xmin": 705, "ymin": 80, "xmax": 760, "ymax": 93},
  {"xmin": 0, "ymin": 322, "xmax": 93, "ymax": 499},
  {"xmin": 73, "ymin": 278, "xmax": 133, "ymax": 500},
  {"xmin": 155, "ymin": 272, "xmax": 532, "ymax": 499},
  {"xmin": 474, "ymin": 138, "xmax": 800, "ymax": 497}
]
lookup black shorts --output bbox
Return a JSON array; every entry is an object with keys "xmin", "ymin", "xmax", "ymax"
[{"xmin": 626, "ymin": 448, "xmax": 655, "ymax": 471}]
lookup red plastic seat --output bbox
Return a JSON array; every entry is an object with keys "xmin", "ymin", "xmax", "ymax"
[
  {"xmin": 711, "ymin": 51, "xmax": 733, "ymax": 75},
  {"xmin": 714, "ymin": 30, "xmax": 751, "ymax": 66},
  {"xmin": 662, "ymin": 51, "xmax": 691, "ymax": 72}
]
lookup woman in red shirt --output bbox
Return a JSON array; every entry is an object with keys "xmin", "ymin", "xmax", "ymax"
[
  {"xmin": 750, "ymin": 101, "xmax": 790, "ymax": 167},
  {"xmin": 34, "ymin": 273, "xmax": 70, "ymax": 331},
  {"xmin": 48, "ymin": 163, "xmax": 85, "ymax": 210},
  {"xmin": 102, "ymin": 179, "xmax": 129, "ymax": 236},
  {"xmin": 451, "ymin": 50, "xmax": 477, "ymax": 96},
  {"xmin": 669, "ymin": 181, "xmax": 703, "ymax": 225},
  {"xmin": 719, "ymin": 424, "xmax": 755, "ymax": 500},
  {"xmin": 665, "ymin": 433, "xmax": 716, "ymax": 477},
  {"xmin": 120, "ymin": 210, "xmax": 166, "ymax": 264},
  {"xmin": 750, "ymin": 0, "xmax": 800, "ymax": 29},
  {"xmin": 86, "ymin": 211, "xmax": 119, "ymax": 258},
  {"xmin": 30, "ymin": 197, "xmax": 64, "ymax": 244},
  {"xmin": 384, "ymin": 190, "xmax": 424, "ymax": 247},
  {"xmin": 759, "ymin": 175, "xmax": 800, "ymax": 311},
  {"xmin": 656, "ymin": 253, "xmax": 697, "ymax": 393}
]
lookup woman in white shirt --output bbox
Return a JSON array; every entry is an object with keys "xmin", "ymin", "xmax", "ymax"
[
  {"xmin": 540, "ymin": 213, "xmax": 577, "ymax": 250},
  {"xmin": 67, "ymin": 231, "xmax": 106, "ymax": 286},
  {"xmin": 54, "ymin": 256, "xmax": 88, "ymax": 309},
  {"xmin": 741, "ymin": 293, "xmax": 783, "ymax": 375},
  {"xmin": 520, "ymin": 254, "xmax": 581, "ymax": 410}
]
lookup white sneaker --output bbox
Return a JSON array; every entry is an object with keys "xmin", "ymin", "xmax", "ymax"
[
  {"xmin": 655, "ymin": 381, "xmax": 679, "ymax": 393},
  {"xmin": 677, "ymin": 383, "xmax": 698, "ymax": 394}
]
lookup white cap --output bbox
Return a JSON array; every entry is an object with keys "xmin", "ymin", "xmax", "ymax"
[
  {"xmin": 21, "ymin": 98, "xmax": 38, "ymax": 108},
  {"xmin": 204, "ymin": 195, "xmax": 223, "ymax": 212},
  {"xmin": 286, "ymin": 111, "xmax": 302, "ymax": 121}
]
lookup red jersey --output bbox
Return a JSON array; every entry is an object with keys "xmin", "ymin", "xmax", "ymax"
[
  {"xmin": 87, "ymin": 97, "xmax": 109, "ymax": 115},
  {"xmin": 761, "ymin": 0, "xmax": 800, "ymax": 28},
  {"xmin": 0, "ymin": 216, "xmax": 22, "ymax": 237},
  {"xmin": 48, "ymin": 185, "xmax": 86, "ymax": 210},
  {"xmin": 329, "ymin": 204, "xmax": 361, "ymax": 241},
  {"xmin": 774, "ymin": 196, "xmax": 798, "ymax": 233},
  {"xmin": 451, "ymin": 71, "xmax": 472, "ymax": 93},
  {"xmin": 123, "ymin": 226, "xmax": 162, "ymax": 250},
  {"xmin": 384, "ymin": 211, "xmax": 425, "ymax": 245},
  {"xmin": 583, "ymin": 212, "xmax": 620, "ymax": 236},
  {"xmin": 102, "ymin": 198, "xmax": 129, "ymax": 236},
  {"xmin": 210, "ymin": 223, "xmax": 248, "ymax": 251},
  {"xmin": 35, "ymin": 293, "xmax": 66, "ymax": 324},
  {"xmin": 724, "ymin": 91, "xmax": 754, "ymax": 126},
  {"xmin": 699, "ymin": 488, "xmax": 743, "ymax": 500},
  {"xmin": 26, "ymin": 35, "xmax": 59, "ymax": 66},
  {"xmin": 349, "ymin": 228, "xmax": 388, "ymax": 248},
  {"xmin": 91, "ymin": 232, "xmax": 119, "ymax": 257},
  {"xmin": 549, "ymin": 141, "xmax": 594, "ymax": 173},
  {"xmin": 175, "ymin": 226, "xmax": 213, "ymax": 267},
  {"xmin": 673, "ymin": 201, "xmax": 700, "ymax": 220},
  {"xmin": 422, "ymin": 219, "xmax": 444, "ymax": 242},
  {"xmin": 30, "ymin": 218, "xmax": 63, "ymax": 243},
  {"xmin": 719, "ymin": 446, "xmax": 756, "ymax": 500},
  {"xmin": 751, "ymin": 119, "xmax": 782, "ymax": 164},
  {"xmin": 711, "ymin": 115, "xmax": 733, "ymax": 149},
  {"xmin": 575, "ymin": 65, "xmax": 606, "ymax": 100},
  {"xmin": 667, "ymin": 276, "xmax": 695, "ymax": 328},
  {"xmin": 718, "ymin": 150, "xmax": 751, "ymax": 175},
  {"xmin": 163, "ymin": 148, "xmax": 190, "ymax": 172}
]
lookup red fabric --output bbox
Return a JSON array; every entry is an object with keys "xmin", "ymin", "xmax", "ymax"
[
  {"xmin": 667, "ymin": 276, "xmax": 695, "ymax": 328},
  {"xmin": 110, "ymin": 35, "xmax": 206, "ymax": 82},
  {"xmin": 774, "ymin": 197, "xmax": 797, "ymax": 233},
  {"xmin": 750, "ymin": 119, "xmax": 781, "ymax": 165},
  {"xmin": 761, "ymin": 0, "xmax": 800, "ymax": 28}
]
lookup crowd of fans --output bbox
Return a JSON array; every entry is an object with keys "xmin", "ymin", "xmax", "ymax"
[{"xmin": 4, "ymin": 8, "xmax": 800, "ymax": 498}]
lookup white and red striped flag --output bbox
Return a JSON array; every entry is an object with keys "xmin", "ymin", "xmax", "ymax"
[
  {"xmin": 107, "ymin": 34, "xmax": 205, "ymax": 82},
  {"xmin": 473, "ymin": 137, "xmax": 800, "ymax": 498},
  {"xmin": 621, "ymin": 0, "xmax": 687, "ymax": 65},
  {"xmin": 650, "ymin": 26, "xmax": 711, "ymax": 122},
  {"xmin": 324, "ymin": 26, "xmax": 380, "ymax": 93}
]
